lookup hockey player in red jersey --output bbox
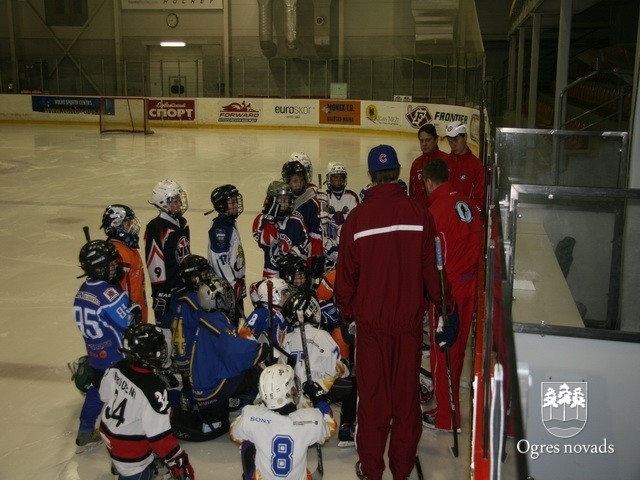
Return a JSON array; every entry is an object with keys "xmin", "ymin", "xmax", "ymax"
[
  {"xmin": 443, "ymin": 121, "xmax": 485, "ymax": 212},
  {"xmin": 282, "ymin": 160, "xmax": 325, "ymax": 283},
  {"xmin": 101, "ymin": 204, "xmax": 148, "ymax": 323},
  {"xmin": 253, "ymin": 180, "xmax": 310, "ymax": 278},
  {"xmin": 99, "ymin": 323, "xmax": 194, "ymax": 479},
  {"xmin": 421, "ymin": 158, "xmax": 483, "ymax": 431}
]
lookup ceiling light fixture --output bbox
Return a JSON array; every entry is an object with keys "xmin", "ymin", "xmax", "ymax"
[{"xmin": 160, "ymin": 41, "xmax": 186, "ymax": 47}]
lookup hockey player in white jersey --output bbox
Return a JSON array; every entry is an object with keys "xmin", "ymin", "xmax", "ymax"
[
  {"xmin": 322, "ymin": 162, "xmax": 359, "ymax": 268},
  {"xmin": 278, "ymin": 290, "xmax": 349, "ymax": 403},
  {"xmin": 206, "ymin": 184, "xmax": 246, "ymax": 323},
  {"xmin": 230, "ymin": 363, "xmax": 336, "ymax": 480}
]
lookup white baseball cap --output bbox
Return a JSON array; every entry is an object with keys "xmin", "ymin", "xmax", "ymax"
[{"xmin": 445, "ymin": 121, "xmax": 467, "ymax": 138}]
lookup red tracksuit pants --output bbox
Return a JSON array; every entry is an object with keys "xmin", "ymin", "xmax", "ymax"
[
  {"xmin": 355, "ymin": 326, "xmax": 422, "ymax": 480},
  {"xmin": 429, "ymin": 292, "xmax": 476, "ymax": 429}
]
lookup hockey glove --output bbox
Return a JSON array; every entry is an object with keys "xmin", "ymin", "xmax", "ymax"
[
  {"xmin": 152, "ymin": 293, "xmax": 171, "ymax": 316},
  {"xmin": 303, "ymin": 380, "xmax": 329, "ymax": 407},
  {"xmin": 165, "ymin": 449, "xmax": 196, "ymax": 480},
  {"xmin": 310, "ymin": 255, "xmax": 325, "ymax": 281},
  {"xmin": 129, "ymin": 303, "xmax": 143, "ymax": 323},
  {"xmin": 262, "ymin": 196, "xmax": 280, "ymax": 223},
  {"xmin": 434, "ymin": 303, "xmax": 459, "ymax": 350},
  {"xmin": 165, "ymin": 450, "xmax": 194, "ymax": 480},
  {"xmin": 233, "ymin": 278, "xmax": 246, "ymax": 302},
  {"xmin": 319, "ymin": 300, "xmax": 340, "ymax": 331},
  {"xmin": 339, "ymin": 314, "xmax": 356, "ymax": 345}
]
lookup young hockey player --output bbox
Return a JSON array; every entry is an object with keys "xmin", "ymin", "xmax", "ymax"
[
  {"xmin": 73, "ymin": 239, "xmax": 135, "ymax": 452},
  {"xmin": 101, "ymin": 204, "xmax": 148, "ymax": 322},
  {"xmin": 99, "ymin": 323, "xmax": 194, "ymax": 480},
  {"xmin": 281, "ymin": 160, "xmax": 325, "ymax": 283},
  {"xmin": 253, "ymin": 180, "xmax": 310, "ymax": 278},
  {"xmin": 145, "ymin": 179, "xmax": 191, "ymax": 359},
  {"xmin": 190, "ymin": 277, "xmax": 269, "ymax": 435},
  {"xmin": 206, "ymin": 184, "xmax": 246, "ymax": 322},
  {"xmin": 230, "ymin": 363, "xmax": 336, "ymax": 480},
  {"xmin": 315, "ymin": 268, "xmax": 358, "ymax": 448},
  {"xmin": 170, "ymin": 254, "xmax": 213, "ymax": 374},
  {"xmin": 278, "ymin": 290, "xmax": 349, "ymax": 405},
  {"xmin": 289, "ymin": 151, "xmax": 316, "ymax": 188},
  {"xmin": 323, "ymin": 162, "xmax": 359, "ymax": 268},
  {"xmin": 239, "ymin": 278, "xmax": 292, "ymax": 351},
  {"xmin": 277, "ymin": 252, "xmax": 311, "ymax": 293}
]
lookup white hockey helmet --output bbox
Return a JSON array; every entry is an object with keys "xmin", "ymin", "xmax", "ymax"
[
  {"xmin": 256, "ymin": 278, "xmax": 291, "ymax": 308},
  {"xmin": 198, "ymin": 276, "xmax": 235, "ymax": 315},
  {"xmin": 151, "ymin": 179, "xmax": 188, "ymax": 217},
  {"xmin": 259, "ymin": 364, "xmax": 300, "ymax": 410},
  {"xmin": 289, "ymin": 152, "xmax": 313, "ymax": 184},
  {"xmin": 444, "ymin": 121, "xmax": 467, "ymax": 138},
  {"xmin": 326, "ymin": 162, "xmax": 347, "ymax": 192}
]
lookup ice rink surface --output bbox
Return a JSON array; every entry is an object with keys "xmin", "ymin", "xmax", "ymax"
[{"xmin": 0, "ymin": 123, "xmax": 474, "ymax": 479}]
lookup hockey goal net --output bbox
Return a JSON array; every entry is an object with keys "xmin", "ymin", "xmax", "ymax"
[{"xmin": 99, "ymin": 97, "xmax": 153, "ymax": 134}]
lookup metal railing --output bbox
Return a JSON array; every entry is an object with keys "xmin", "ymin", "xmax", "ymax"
[{"xmin": 0, "ymin": 53, "xmax": 485, "ymax": 106}]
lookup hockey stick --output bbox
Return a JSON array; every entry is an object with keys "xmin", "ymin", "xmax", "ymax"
[
  {"xmin": 83, "ymin": 226, "xmax": 91, "ymax": 241},
  {"xmin": 266, "ymin": 279, "xmax": 275, "ymax": 365},
  {"xmin": 297, "ymin": 310, "xmax": 324, "ymax": 480},
  {"xmin": 435, "ymin": 236, "xmax": 459, "ymax": 458},
  {"xmin": 415, "ymin": 456, "xmax": 425, "ymax": 480}
]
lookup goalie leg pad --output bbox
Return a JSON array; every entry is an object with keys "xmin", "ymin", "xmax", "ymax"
[{"xmin": 171, "ymin": 409, "xmax": 230, "ymax": 442}]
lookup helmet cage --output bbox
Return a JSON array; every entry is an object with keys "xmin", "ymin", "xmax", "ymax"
[
  {"xmin": 152, "ymin": 180, "xmax": 188, "ymax": 217},
  {"xmin": 101, "ymin": 204, "xmax": 141, "ymax": 248},
  {"xmin": 198, "ymin": 277, "xmax": 235, "ymax": 315},
  {"xmin": 180, "ymin": 255, "xmax": 212, "ymax": 290},
  {"xmin": 211, "ymin": 185, "xmax": 244, "ymax": 219},
  {"xmin": 282, "ymin": 291, "xmax": 322, "ymax": 326},
  {"xmin": 256, "ymin": 278, "xmax": 291, "ymax": 308},
  {"xmin": 79, "ymin": 240, "xmax": 123, "ymax": 283},
  {"xmin": 326, "ymin": 163, "xmax": 348, "ymax": 192}
]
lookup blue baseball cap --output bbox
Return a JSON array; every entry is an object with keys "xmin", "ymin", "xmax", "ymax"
[{"xmin": 367, "ymin": 144, "xmax": 400, "ymax": 172}]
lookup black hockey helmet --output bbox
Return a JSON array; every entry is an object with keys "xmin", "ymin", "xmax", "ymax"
[
  {"xmin": 198, "ymin": 276, "xmax": 235, "ymax": 315},
  {"xmin": 281, "ymin": 160, "xmax": 308, "ymax": 195},
  {"xmin": 208, "ymin": 184, "xmax": 243, "ymax": 218},
  {"xmin": 179, "ymin": 254, "xmax": 212, "ymax": 290},
  {"xmin": 282, "ymin": 290, "xmax": 321, "ymax": 326},
  {"xmin": 122, "ymin": 323, "xmax": 168, "ymax": 369},
  {"xmin": 78, "ymin": 239, "xmax": 123, "ymax": 283},
  {"xmin": 277, "ymin": 253, "xmax": 309, "ymax": 291},
  {"xmin": 101, "ymin": 204, "xmax": 141, "ymax": 248}
]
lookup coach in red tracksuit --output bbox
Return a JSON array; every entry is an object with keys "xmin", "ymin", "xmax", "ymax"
[
  {"xmin": 422, "ymin": 159, "xmax": 483, "ymax": 431},
  {"xmin": 335, "ymin": 145, "xmax": 458, "ymax": 480},
  {"xmin": 443, "ymin": 121, "xmax": 485, "ymax": 213},
  {"xmin": 408, "ymin": 123, "xmax": 445, "ymax": 204}
]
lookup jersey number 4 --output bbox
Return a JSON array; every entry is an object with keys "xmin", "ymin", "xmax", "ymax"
[{"xmin": 104, "ymin": 389, "xmax": 128, "ymax": 427}]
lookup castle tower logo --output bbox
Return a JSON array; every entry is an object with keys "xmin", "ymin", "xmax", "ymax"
[{"xmin": 541, "ymin": 382, "xmax": 587, "ymax": 438}]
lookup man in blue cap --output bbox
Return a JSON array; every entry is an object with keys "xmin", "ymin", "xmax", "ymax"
[{"xmin": 335, "ymin": 145, "xmax": 458, "ymax": 480}]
